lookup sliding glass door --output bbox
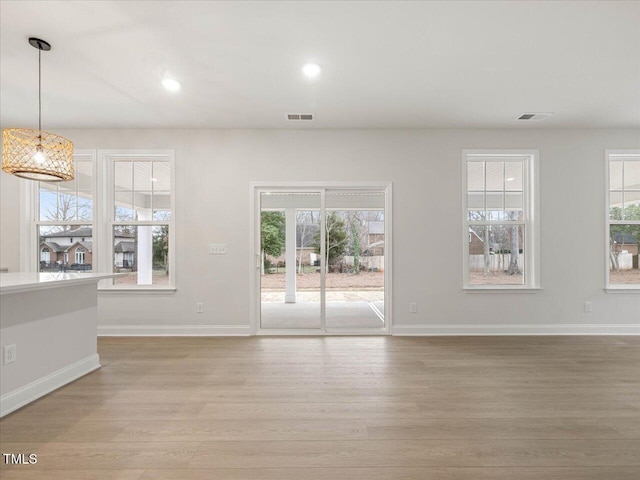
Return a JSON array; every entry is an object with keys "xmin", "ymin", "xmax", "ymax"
[
  {"xmin": 259, "ymin": 192, "xmax": 322, "ymax": 329},
  {"xmin": 256, "ymin": 185, "xmax": 389, "ymax": 334},
  {"xmin": 324, "ymin": 190, "xmax": 385, "ymax": 329}
]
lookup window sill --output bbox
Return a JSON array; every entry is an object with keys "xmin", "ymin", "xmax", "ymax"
[
  {"xmin": 463, "ymin": 287, "xmax": 542, "ymax": 294},
  {"xmin": 605, "ymin": 287, "xmax": 640, "ymax": 294},
  {"xmin": 98, "ymin": 287, "xmax": 177, "ymax": 294}
]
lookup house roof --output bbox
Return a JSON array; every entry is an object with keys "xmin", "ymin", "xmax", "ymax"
[
  {"xmin": 65, "ymin": 241, "xmax": 93, "ymax": 253},
  {"xmin": 42, "ymin": 226, "xmax": 134, "ymax": 240},
  {"xmin": 40, "ymin": 242, "xmax": 64, "ymax": 253},
  {"xmin": 613, "ymin": 232, "xmax": 639, "ymax": 245},
  {"xmin": 469, "ymin": 228, "xmax": 484, "ymax": 243},
  {"xmin": 49, "ymin": 227, "xmax": 93, "ymax": 238},
  {"xmin": 114, "ymin": 240, "xmax": 135, "ymax": 253}
]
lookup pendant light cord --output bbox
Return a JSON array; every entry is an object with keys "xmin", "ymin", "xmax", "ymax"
[{"xmin": 38, "ymin": 44, "xmax": 42, "ymax": 133}]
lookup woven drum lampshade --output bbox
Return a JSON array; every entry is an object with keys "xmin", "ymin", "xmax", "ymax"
[
  {"xmin": 1, "ymin": 37, "xmax": 74, "ymax": 182},
  {"xmin": 2, "ymin": 128, "xmax": 74, "ymax": 182}
]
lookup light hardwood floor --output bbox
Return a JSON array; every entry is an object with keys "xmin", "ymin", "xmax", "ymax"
[{"xmin": 1, "ymin": 336, "xmax": 639, "ymax": 479}]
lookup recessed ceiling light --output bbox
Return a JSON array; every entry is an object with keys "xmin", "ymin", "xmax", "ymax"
[
  {"xmin": 162, "ymin": 78, "xmax": 181, "ymax": 92},
  {"xmin": 150, "ymin": 177, "xmax": 158, "ymax": 182},
  {"xmin": 302, "ymin": 63, "xmax": 321, "ymax": 78},
  {"xmin": 506, "ymin": 177, "xmax": 515, "ymax": 182}
]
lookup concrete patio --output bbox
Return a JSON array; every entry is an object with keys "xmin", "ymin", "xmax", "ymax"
[{"xmin": 261, "ymin": 291, "xmax": 384, "ymax": 329}]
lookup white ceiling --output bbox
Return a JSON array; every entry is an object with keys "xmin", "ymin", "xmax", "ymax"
[{"xmin": 1, "ymin": 1, "xmax": 639, "ymax": 129}]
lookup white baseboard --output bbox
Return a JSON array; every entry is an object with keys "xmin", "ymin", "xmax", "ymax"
[
  {"xmin": 392, "ymin": 324, "xmax": 640, "ymax": 336},
  {"xmin": 1, "ymin": 354, "xmax": 100, "ymax": 418},
  {"xmin": 97, "ymin": 324, "xmax": 640, "ymax": 336},
  {"xmin": 98, "ymin": 324, "xmax": 252, "ymax": 336}
]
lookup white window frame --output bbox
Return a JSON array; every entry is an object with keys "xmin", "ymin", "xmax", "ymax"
[
  {"xmin": 21, "ymin": 148, "xmax": 175, "ymax": 293},
  {"xmin": 22, "ymin": 150, "xmax": 97, "ymax": 273},
  {"xmin": 462, "ymin": 149, "xmax": 540, "ymax": 291},
  {"xmin": 605, "ymin": 150, "xmax": 640, "ymax": 293},
  {"xmin": 100, "ymin": 149, "xmax": 176, "ymax": 291}
]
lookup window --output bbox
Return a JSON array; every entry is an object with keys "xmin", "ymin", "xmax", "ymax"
[
  {"xmin": 105, "ymin": 150, "xmax": 175, "ymax": 288},
  {"xmin": 463, "ymin": 150, "xmax": 539, "ymax": 289},
  {"xmin": 606, "ymin": 151, "xmax": 640, "ymax": 289},
  {"xmin": 75, "ymin": 247, "xmax": 86, "ymax": 265},
  {"xmin": 26, "ymin": 149, "xmax": 175, "ymax": 290},
  {"xmin": 36, "ymin": 152, "xmax": 95, "ymax": 272}
]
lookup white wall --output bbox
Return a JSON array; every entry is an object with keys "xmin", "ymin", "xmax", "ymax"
[
  {"xmin": 0, "ymin": 282, "xmax": 100, "ymax": 416},
  {"xmin": 0, "ymin": 172, "xmax": 21, "ymax": 273},
  {"xmin": 3, "ymin": 128, "xmax": 639, "ymax": 334}
]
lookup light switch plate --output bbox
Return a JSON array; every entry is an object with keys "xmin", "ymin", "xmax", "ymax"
[{"xmin": 209, "ymin": 244, "xmax": 227, "ymax": 255}]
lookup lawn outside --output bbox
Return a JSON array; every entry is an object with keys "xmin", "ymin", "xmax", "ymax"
[
  {"xmin": 113, "ymin": 269, "xmax": 170, "ymax": 285},
  {"xmin": 610, "ymin": 269, "xmax": 640, "ymax": 284},
  {"xmin": 470, "ymin": 269, "xmax": 640, "ymax": 285},
  {"xmin": 470, "ymin": 271, "xmax": 524, "ymax": 285}
]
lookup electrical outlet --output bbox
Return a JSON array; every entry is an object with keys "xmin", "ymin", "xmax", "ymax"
[
  {"xmin": 409, "ymin": 302, "xmax": 417, "ymax": 313},
  {"xmin": 196, "ymin": 302, "xmax": 204, "ymax": 313},
  {"xmin": 3, "ymin": 344, "xmax": 16, "ymax": 365},
  {"xmin": 584, "ymin": 301, "xmax": 593, "ymax": 313},
  {"xmin": 209, "ymin": 244, "xmax": 227, "ymax": 255}
]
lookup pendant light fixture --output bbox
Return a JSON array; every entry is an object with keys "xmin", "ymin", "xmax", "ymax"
[{"xmin": 2, "ymin": 37, "xmax": 74, "ymax": 182}]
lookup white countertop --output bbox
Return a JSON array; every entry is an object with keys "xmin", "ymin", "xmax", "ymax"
[{"xmin": 1, "ymin": 272, "xmax": 120, "ymax": 295}]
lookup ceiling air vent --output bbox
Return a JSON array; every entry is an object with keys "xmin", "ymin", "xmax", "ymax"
[
  {"xmin": 287, "ymin": 113, "xmax": 314, "ymax": 121},
  {"xmin": 517, "ymin": 112, "xmax": 553, "ymax": 121}
]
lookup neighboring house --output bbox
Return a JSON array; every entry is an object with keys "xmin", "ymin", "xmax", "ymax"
[
  {"xmin": 39, "ymin": 226, "xmax": 134, "ymax": 270},
  {"xmin": 39, "ymin": 226, "xmax": 94, "ymax": 270},
  {"xmin": 468, "ymin": 227, "xmax": 525, "ymax": 256},
  {"xmin": 39, "ymin": 241, "xmax": 92, "ymax": 270},
  {"xmin": 114, "ymin": 239, "xmax": 136, "ymax": 268},
  {"xmin": 469, "ymin": 228, "xmax": 485, "ymax": 255},
  {"xmin": 612, "ymin": 232, "xmax": 639, "ymax": 256},
  {"xmin": 365, "ymin": 221, "xmax": 385, "ymax": 256},
  {"xmin": 41, "ymin": 226, "xmax": 93, "ymax": 247}
]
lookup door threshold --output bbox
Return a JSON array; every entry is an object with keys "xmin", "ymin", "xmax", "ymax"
[{"xmin": 255, "ymin": 328, "xmax": 388, "ymax": 336}]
